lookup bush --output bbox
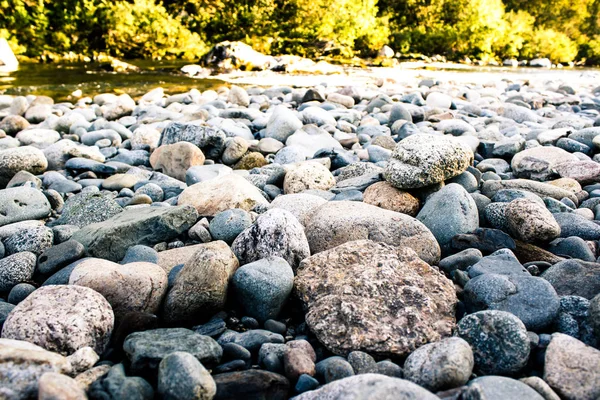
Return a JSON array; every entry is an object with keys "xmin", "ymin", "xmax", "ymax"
[
  {"xmin": 522, "ymin": 29, "xmax": 579, "ymax": 63},
  {"xmin": 104, "ymin": 0, "xmax": 207, "ymax": 59}
]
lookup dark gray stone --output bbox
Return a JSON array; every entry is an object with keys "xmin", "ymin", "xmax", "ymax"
[
  {"xmin": 554, "ymin": 212, "xmax": 600, "ymax": 240},
  {"xmin": 209, "ymin": 209, "xmax": 253, "ymax": 244},
  {"xmin": 541, "ymin": 259, "xmax": 600, "ymax": 299},
  {"xmin": 36, "ymin": 240, "xmax": 85, "ymax": 279},
  {"xmin": 120, "ymin": 245, "xmax": 159, "ymax": 264},
  {"xmin": 315, "ymin": 356, "xmax": 355, "ymax": 384},
  {"xmin": 467, "ymin": 249, "xmax": 529, "ymax": 277},
  {"xmin": 72, "ymin": 205, "xmax": 198, "ymax": 262},
  {"xmin": 123, "ymin": 328, "xmax": 222, "ymax": 373},
  {"xmin": 157, "ymin": 351, "xmax": 216, "ymax": 400},
  {"xmin": 457, "ymin": 310, "xmax": 530, "ymax": 375},
  {"xmin": 213, "ymin": 370, "xmax": 289, "ymax": 400},
  {"xmin": 464, "ymin": 274, "xmax": 560, "ymax": 331}
]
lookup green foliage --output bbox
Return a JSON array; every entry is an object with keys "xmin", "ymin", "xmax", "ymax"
[
  {"xmin": 0, "ymin": 0, "xmax": 598, "ymax": 63},
  {"xmin": 105, "ymin": 0, "xmax": 206, "ymax": 59}
]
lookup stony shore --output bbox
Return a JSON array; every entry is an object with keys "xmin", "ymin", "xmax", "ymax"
[{"xmin": 0, "ymin": 74, "xmax": 599, "ymax": 400}]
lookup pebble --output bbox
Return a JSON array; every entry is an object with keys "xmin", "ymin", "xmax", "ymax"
[{"xmin": 158, "ymin": 351, "xmax": 217, "ymax": 400}]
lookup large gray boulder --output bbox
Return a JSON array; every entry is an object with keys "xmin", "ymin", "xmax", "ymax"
[
  {"xmin": 71, "ymin": 205, "xmax": 198, "ymax": 261},
  {"xmin": 305, "ymin": 201, "xmax": 441, "ymax": 265},
  {"xmin": 384, "ymin": 134, "xmax": 473, "ymax": 189}
]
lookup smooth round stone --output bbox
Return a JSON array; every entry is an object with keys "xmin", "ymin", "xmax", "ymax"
[
  {"xmin": 38, "ymin": 372, "xmax": 87, "ymax": 400},
  {"xmin": 127, "ymin": 194, "xmax": 153, "ymax": 205},
  {"xmin": 222, "ymin": 343, "xmax": 252, "ymax": 363},
  {"xmin": 4, "ymin": 226, "xmax": 54, "ymax": 256},
  {"xmin": 347, "ymin": 351, "xmax": 376, "ymax": 375},
  {"xmin": 548, "ymin": 236, "xmax": 595, "ymax": 261},
  {"xmin": 295, "ymin": 374, "xmax": 320, "ymax": 394},
  {"xmin": 65, "ymin": 158, "xmax": 117, "ymax": 174},
  {"xmin": 264, "ymin": 319, "xmax": 287, "ymax": 335},
  {"xmin": 102, "ymin": 174, "xmax": 140, "ymax": 191},
  {"xmin": 2, "ymin": 285, "xmax": 114, "ymax": 355},
  {"xmin": 158, "ymin": 351, "xmax": 216, "ymax": 400},
  {"xmin": 7, "ymin": 282, "xmax": 36, "ymax": 305},
  {"xmin": 463, "ymin": 376, "xmax": 544, "ymax": 400},
  {"xmin": 464, "ymin": 274, "xmax": 560, "ymax": 331},
  {"xmin": 373, "ymin": 360, "xmax": 404, "ymax": 378},
  {"xmin": 135, "ymin": 183, "xmax": 164, "ymax": 203},
  {"xmin": 505, "ymin": 199, "xmax": 560, "ymax": 243},
  {"xmin": 403, "ymin": 337, "xmax": 474, "ymax": 392},
  {"xmin": 316, "ymin": 357, "xmax": 355, "ymax": 384},
  {"xmin": 416, "ymin": 183, "xmax": 478, "ymax": 252},
  {"xmin": 273, "ymin": 146, "xmax": 307, "ymax": 165},
  {"xmin": 69, "ymin": 258, "xmax": 168, "ymax": 319},
  {"xmin": 426, "ymin": 92, "xmax": 452, "ymax": 109},
  {"xmin": 457, "ymin": 310, "xmax": 530, "ymax": 375},
  {"xmin": 208, "ymin": 208, "xmax": 253, "ymax": 244},
  {"xmin": 124, "ymin": 328, "xmax": 222, "ymax": 373},
  {"xmin": 293, "ymin": 374, "xmax": 438, "ymax": 400},
  {"xmin": 0, "ymin": 146, "xmax": 48, "ymax": 187},
  {"xmin": 265, "ymin": 105, "xmax": 303, "ymax": 142},
  {"xmin": 212, "ymin": 370, "xmax": 290, "ymax": 400},
  {"xmin": 241, "ymin": 316, "xmax": 259, "ymax": 329},
  {"xmin": 0, "ymin": 252, "xmax": 36, "ymax": 292},
  {"xmin": 439, "ymin": 248, "xmax": 483, "ymax": 274},
  {"xmin": 121, "ymin": 245, "xmax": 159, "ymax": 264},
  {"xmin": 283, "ymin": 162, "xmax": 335, "ymax": 194},
  {"xmin": 0, "ymin": 187, "xmax": 51, "ymax": 228},
  {"xmin": 218, "ymin": 329, "xmax": 284, "ymax": 354}
]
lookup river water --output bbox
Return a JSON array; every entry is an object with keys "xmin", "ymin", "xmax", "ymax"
[{"xmin": 2, "ymin": 60, "xmax": 599, "ymax": 102}]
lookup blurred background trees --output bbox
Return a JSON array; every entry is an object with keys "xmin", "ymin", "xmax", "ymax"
[{"xmin": 0, "ymin": 0, "xmax": 599, "ymax": 64}]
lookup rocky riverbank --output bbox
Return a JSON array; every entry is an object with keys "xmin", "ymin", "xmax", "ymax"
[{"xmin": 0, "ymin": 75, "xmax": 599, "ymax": 400}]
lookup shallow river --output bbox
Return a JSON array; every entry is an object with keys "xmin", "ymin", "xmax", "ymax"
[{"xmin": 2, "ymin": 60, "xmax": 599, "ymax": 102}]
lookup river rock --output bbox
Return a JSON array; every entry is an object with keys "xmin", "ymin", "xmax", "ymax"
[
  {"xmin": 231, "ymin": 208, "xmax": 310, "ymax": 270},
  {"xmin": 4, "ymin": 226, "xmax": 53, "ymax": 256},
  {"xmin": 417, "ymin": 183, "xmax": 478, "ymax": 251},
  {"xmin": 150, "ymin": 142, "xmax": 205, "ymax": 182},
  {"xmin": 232, "ymin": 256, "xmax": 294, "ymax": 323},
  {"xmin": 293, "ymin": 374, "xmax": 439, "ymax": 400},
  {"xmin": 295, "ymin": 240, "xmax": 457, "ymax": 357},
  {"xmin": 463, "ymin": 274, "xmax": 560, "ymax": 331},
  {"xmin": 505, "ymin": 198, "xmax": 561, "ymax": 242},
  {"xmin": 456, "ymin": 310, "xmax": 530, "ymax": 375},
  {"xmin": 71, "ymin": 205, "xmax": 198, "ymax": 261},
  {"xmin": 283, "ymin": 161, "xmax": 335, "ymax": 194},
  {"xmin": 69, "ymin": 259, "xmax": 168, "ymax": 320},
  {"xmin": 268, "ymin": 193, "xmax": 327, "ymax": 226},
  {"xmin": 123, "ymin": 328, "xmax": 222, "ymax": 373},
  {"xmin": 0, "ymin": 146, "xmax": 48, "ymax": 187},
  {"xmin": 213, "ymin": 370, "xmax": 289, "ymax": 400},
  {"xmin": 265, "ymin": 105, "xmax": 303, "ymax": 143},
  {"xmin": 0, "ymin": 252, "xmax": 36, "ymax": 292},
  {"xmin": 362, "ymin": 181, "xmax": 420, "ymax": 216},
  {"xmin": 38, "ymin": 372, "xmax": 87, "ymax": 400},
  {"xmin": 50, "ymin": 191, "xmax": 122, "ymax": 228},
  {"xmin": 158, "ymin": 351, "xmax": 217, "ymax": 400},
  {"xmin": 541, "ymin": 259, "xmax": 600, "ymax": 299},
  {"xmin": 403, "ymin": 337, "xmax": 474, "ymax": 392},
  {"xmin": 178, "ymin": 173, "xmax": 268, "ymax": 216},
  {"xmin": 304, "ymin": 201, "xmax": 441, "ymax": 265},
  {"xmin": 544, "ymin": 333, "xmax": 600, "ymax": 400},
  {"xmin": 463, "ymin": 376, "xmax": 544, "ymax": 400},
  {"xmin": 0, "ymin": 338, "xmax": 72, "ymax": 400},
  {"xmin": 163, "ymin": 241, "xmax": 239, "ymax": 325},
  {"xmin": 511, "ymin": 146, "xmax": 578, "ymax": 181},
  {"xmin": 384, "ymin": 133, "xmax": 473, "ymax": 189},
  {"xmin": 0, "ymin": 187, "xmax": 51, "ymax": 227},
  {"xmin": 1, "ymin": 285, "xmax": 114, "ymax": 356}
]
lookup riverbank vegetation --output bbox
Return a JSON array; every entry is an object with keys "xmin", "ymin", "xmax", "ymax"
[{"xmin": 1, "ymin": 0, "xmax": 599, "ymax": 64}]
